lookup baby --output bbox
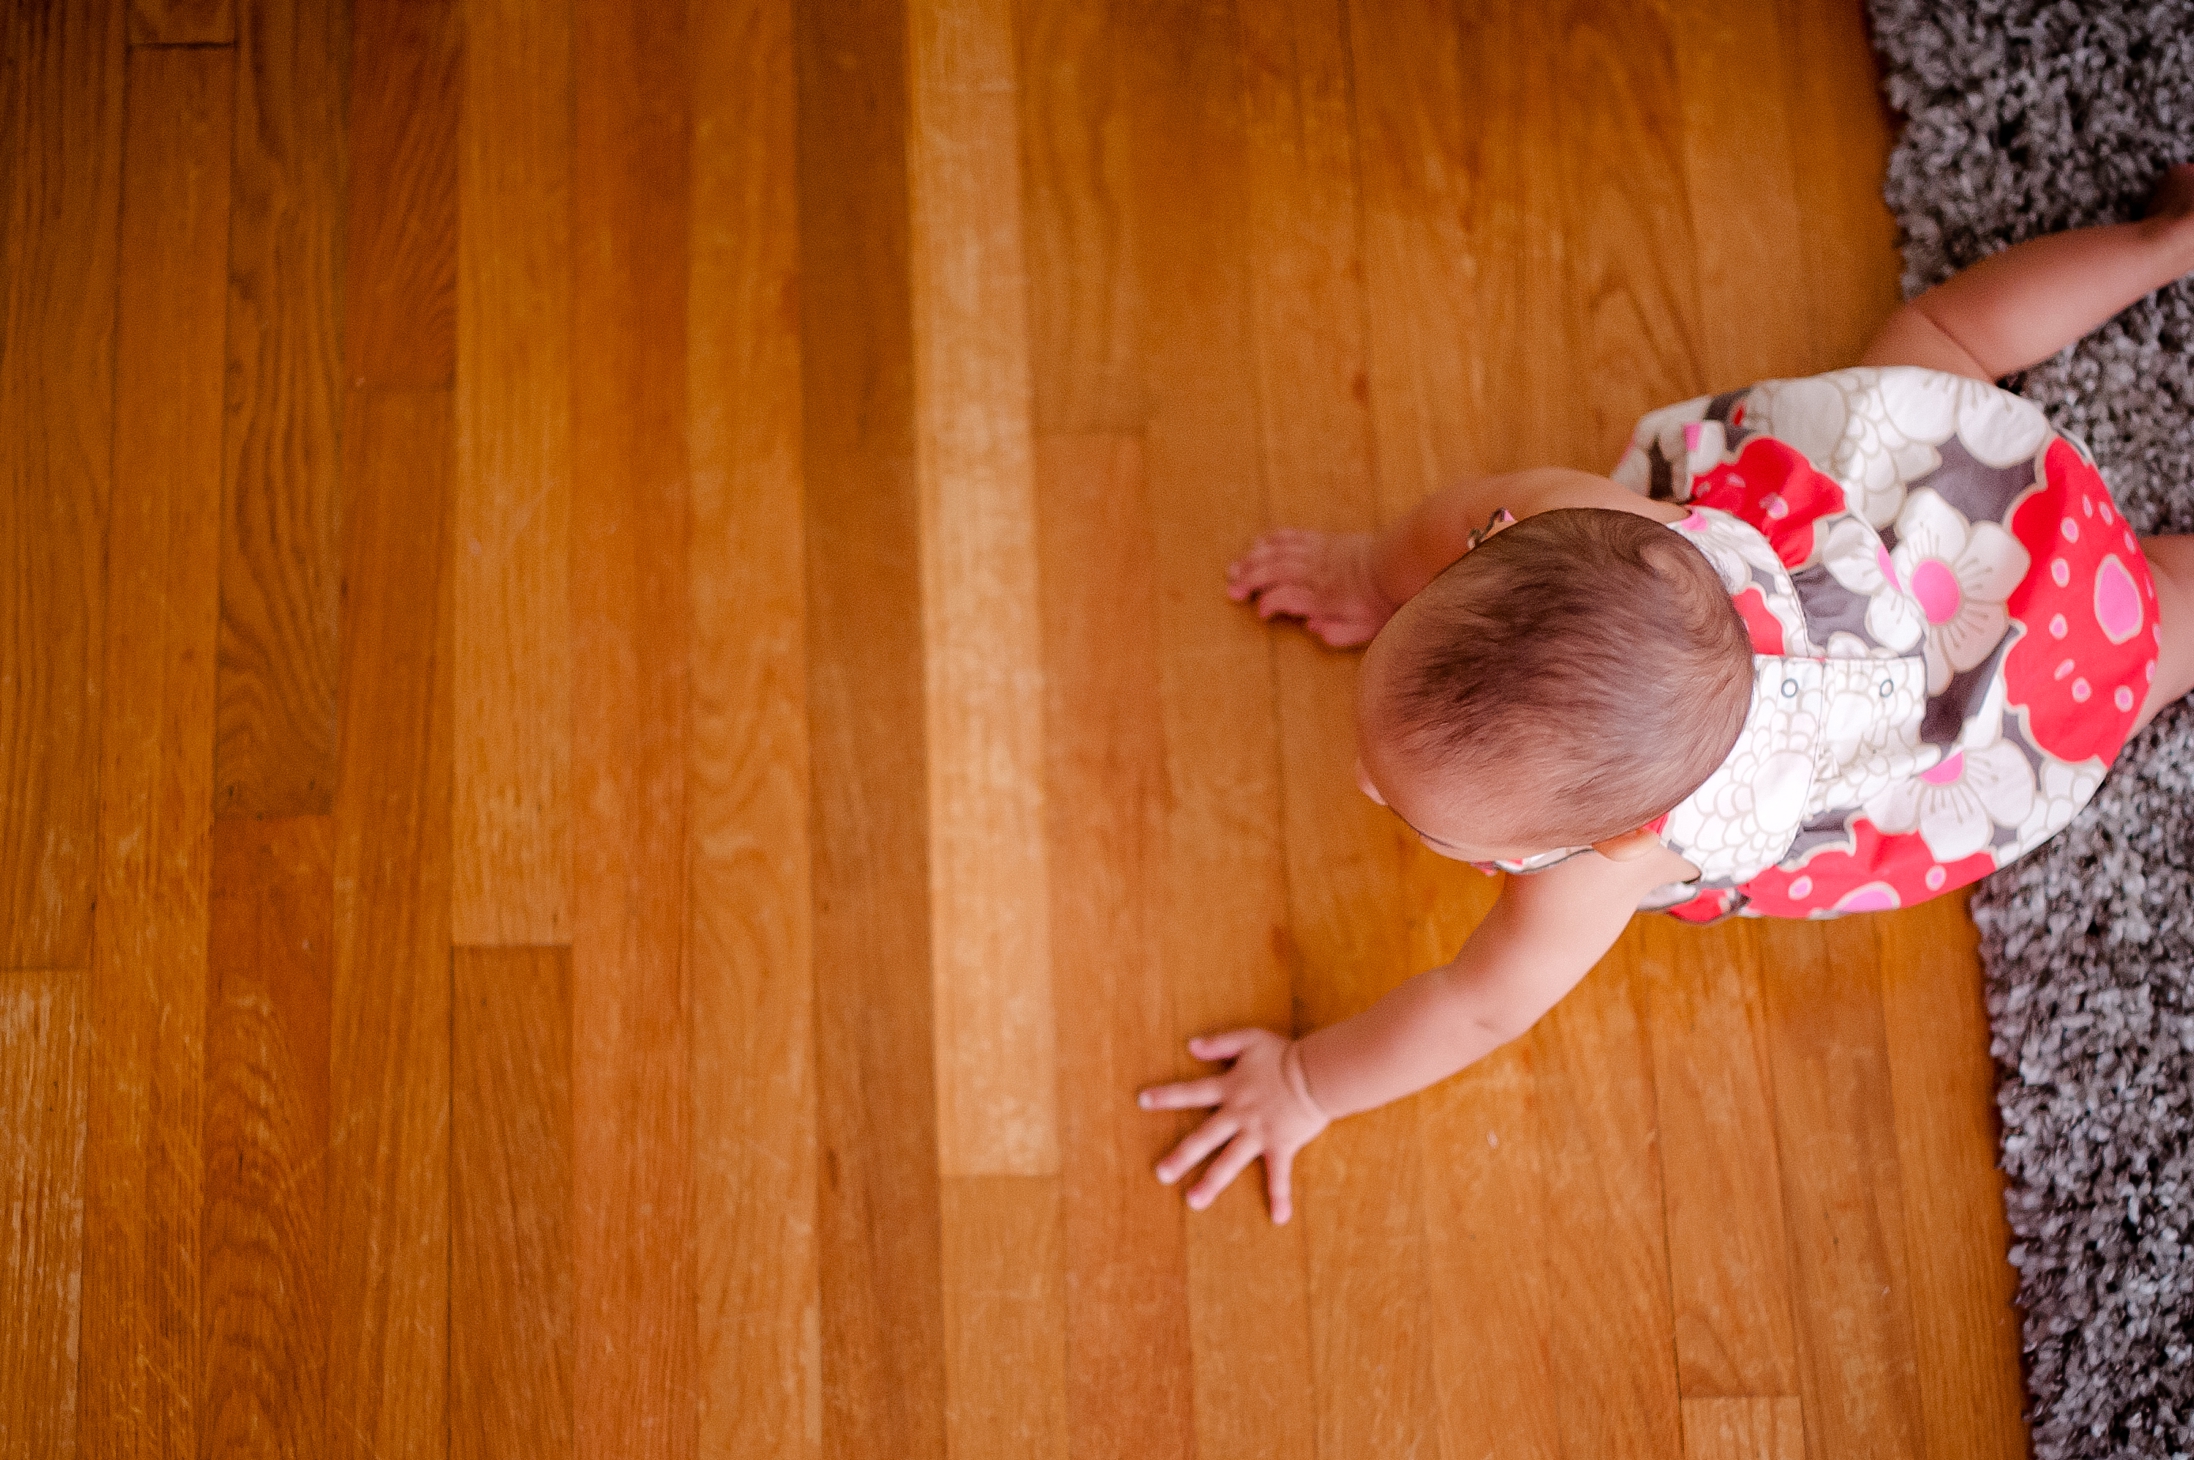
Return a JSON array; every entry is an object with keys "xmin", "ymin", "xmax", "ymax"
[{"xmin": 1140, "ymin": 166, "xmax": 2194, "ymax": 1224}]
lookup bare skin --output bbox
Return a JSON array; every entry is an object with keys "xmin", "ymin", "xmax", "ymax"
[{"xmin": 1144, "ymin": 166, "xmax": 2194, "ymax": 1224}]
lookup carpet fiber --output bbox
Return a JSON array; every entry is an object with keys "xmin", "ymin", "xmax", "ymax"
[{"xmin": 1867, "ymin": 2, "xmax": 2194, "ymax": 1453}]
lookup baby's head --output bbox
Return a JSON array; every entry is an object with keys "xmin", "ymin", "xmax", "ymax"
[{"xmin": 1356, "ymin": 507, "xmax": 1752, "ymax": 862}]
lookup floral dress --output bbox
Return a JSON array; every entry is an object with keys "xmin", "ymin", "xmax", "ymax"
[{"xmin": 1604, "ymin": 366, "xmax": 2160, "ymax": 920}]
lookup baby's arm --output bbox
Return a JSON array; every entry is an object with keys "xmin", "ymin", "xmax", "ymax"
[
  {"xmin": 1139, "ymin": 843, "xmax": 1683, "ymax": 1221},
  {"xmin": 1227, "ymin": 466, "xmax": 1676, "ymax": 646}
]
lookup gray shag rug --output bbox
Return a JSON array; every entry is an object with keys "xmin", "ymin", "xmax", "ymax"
[{"xmin": 1868, "ymin": 2, "xmax": 2194, "ymax": 1453}]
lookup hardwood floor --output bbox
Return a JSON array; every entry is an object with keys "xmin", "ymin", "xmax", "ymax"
[{"xmin": 0, "ymin": 0, "xmax": 2029, "ymax": 1455}]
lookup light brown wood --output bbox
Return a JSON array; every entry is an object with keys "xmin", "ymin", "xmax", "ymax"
[
  {"xmin": 452, "ymin": 0, "xmax": 574, "ymax": 946},
  {"xmin": 939, "ymin": 1176, "xmax": 1069, "ymax": 1454},
  {"xmin": 79, "ymin": 45, "xmax": 232, "ymax": 1460},
  {"xmin": 1875, "ymin": 899, "xmax": 2027, "ymax": 1460},
  {"xmin": 0, "ymin": 0, "xmax": 123, "ymax": 970},
  {"xmin": 1683, "ymin": 1396, "xmax": 1806, "ymax": 1460},
  {"xmin": 201, "ymin": 815, "xmax": 333, "ymax": 1460},
  {"xmin": 345, "ymin": 0, "xmax": 458, "ymax": 387},
  {"xmin": 1756, "ymin": 919, "xmax": 1927, "ymax": 1460},
  {"xmin": 1, "ymin": 970, "xmax": 88, "ymax": 1460},
  {"xmin": 795, "ymin": 0, "xmax": 951, "ymax": 1450},
  {"xmin": 452, "ymin": 946, "xmax": 574, "ymax": 1460},
  {"xmin": 130, "ymin": 0, "xmax": 234, "ymax": 44},
  {"xmin": 1037, "ymin": 434, "xmax": 1199, "ymax": 1460},
  {"xmin": 216, "ymin": 0, "xmax": 348, "ymax": 817},
  {"xmin": 570, "ymin": 0, "xmax": 697, "ymax": 1452},
  {"xmin": 1535, "ymin": 944, "xmax": 1688, "ymax": 1460},
  {"xmin": 908, "ymin": 0, "xmax": 1060, "ymax": 1184},
  {"xmin": 328, "ymin": 390, "xmax": 454, "ymax": 1460},
  {"xmin": 687, "ymin": 0, "xmax": 818, "ymax": 1453},
  {"xmin": 1638, "ymin": 917, "xmax": 1804, "ymax": 1398}
]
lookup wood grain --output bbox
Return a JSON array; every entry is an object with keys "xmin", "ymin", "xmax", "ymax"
[
  {"xmin": 346, "ymin": 0, "xmax": 459, "ymax": 387},
  {"xmin": 129, "ymin": 0, "xmax": 234, "ymax": 44},
  {"xmin": 1683, "ymin": 1397, "xmax": 1805, "ymax": 1460},
  {"xmin": 200, "ymin": 815, "xmax": 333, "ymax": 1460},
  {"xmin": 907, "ymin": 0, "xmax": 1058, "ymax": 1183},
  {"xmin": 452, "ymin": 946, "xmax": 574, "ymax": 1460},
  {"xmin": 0, "ymin": 0, "xmax": 123, "ymax": 969},
  {"xmin": 1874, "ymin": 899, "xmax": 2027, "ymax": 1460},
  {"xmin": 453, "ymin": 0, "xmax": 573, "ymax": 945},
  {"xmin": 1238, "ymin": 1, "xmax": 1444, "ymax": 1452},
  {"xmin": 79, "ymin": 45, "xmax": 233, "ymax": 1460},
  {"xmin": 570, "ymin": 0, "xmax": 696, "ymax": 1450},
  {"xmin": 1037, "ymin": 434, "xmax": 1197, "ymax": 1460},
  {"xmin": 1534, "ymin": 944, "xmax": 1687, "ymax": 1460},
  {"xmin": 794, "ymin": 0, "xmax": 950, "ymax": 1447},
  {"xmin": 687, "ymin": 0, "xmax": 818, "ymax": 1450},
  {"xmin": 0, "ymin": 971, "xmax": 88, "ymax": 1460},
  {"xmin": 939, "ymin": 1176, "xmax": 1069, "ymax": 1456},
  {"xmin": 217, "ymin": 0, "xmax": 349, "ymax": 817},
  {"xmin": 327, "ymin": 390, "xmax": 453, "ymax": 1460},
  {"xmin": 1637, "ymin": 917, "xmax": 1803, "ymax": 1399},
  {"xmin": 1755, "ymin": 919, "xmax": 1925, "ymax": 1460}
]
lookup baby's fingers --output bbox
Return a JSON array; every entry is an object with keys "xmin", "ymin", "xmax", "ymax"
[
  {"xmin": 1155, "ymin": 1113, "xmax": 1239, "ymax": 1186},
  {"xmin": 1187, "ymin": 1134, "xmax": 1263, "ymax": 1211},
  {"xmin": 1137, "ymin": 1076, "xmax": 1224, "ymax": 1112},
  {"xmin": 1186, "ymin": 1028, "xmax": 1264, "ymax": 1062},
  {"xmin": 1264, "ymin": 1146, "xmax": 1296, "ymax": 1225}
]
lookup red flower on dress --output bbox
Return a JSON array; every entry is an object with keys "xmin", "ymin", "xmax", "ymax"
[
  {"xmin": 1663, "ymin": 886, "xmax": 1743, "ymax": 923},
  {"xmin": 2000, "ymin": 441, "xmax": 2158, "ymax": 764},
  {"xmin": 1730, "ymin": 586, "xmax": 1785, "ymax": 654},
  {"xmin": 1740, "ymin": 818, "xmax": 1996, "ymax": 917},
  {"xmin": 1689, "ymin": 438, "xmax": 1849, "ymax": 570}
]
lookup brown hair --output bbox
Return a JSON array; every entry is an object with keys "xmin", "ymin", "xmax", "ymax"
[{"xmin": 1390, "ymin": 507, "xmax": 1753, "ymax": 847}]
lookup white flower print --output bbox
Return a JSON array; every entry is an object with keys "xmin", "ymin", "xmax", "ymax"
[
  {"xmin": 1666, "ymin": 660, "xmax": 1819, "ymax": 883},
  {"xmin": 1820, "ymin": 514, "xmax": 1925, "ymax": 651},
  {"xmin": 1889, "ymin": 489, "xmax": 2030, "ymax": 694},
  {"xmin": 2011, "ymin": 754, "xmax": 2106, "ymax": 849},
  {"xmin": 1676, "ymin": 509, "xmax": 1812, "ymax": 654},
  {"xmin": 1810, "ymin": 658, "xmax": 1935, "ymax": 817},
  {"xmin": 1862, "ymin": 738, "xmax": 2034, "ymax": 862}
]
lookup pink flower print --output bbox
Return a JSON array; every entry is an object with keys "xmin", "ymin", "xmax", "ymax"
[
  {"xmin": 1860, "ymin": 741, "xmax": 2034, "ymax": 862},
  {"xmin": 2001, "ymin": 441, "xmax": 2158, "ymax": 764},
  {"xmin": 1688, "ymin": 438, "xmax": 1848, "ymax": 569},
  {"xmin": 1741, "ymin": 819, "xmax": 1997, "ymax": 917},
  {"xmin": 1888, "ymin": 489, "xmax": 2028, "ymax": 694}
]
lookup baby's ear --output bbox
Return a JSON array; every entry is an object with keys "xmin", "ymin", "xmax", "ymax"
[{"xmin": 1591, "ymin": 825, "xmax": 1661, "ymax": 862}]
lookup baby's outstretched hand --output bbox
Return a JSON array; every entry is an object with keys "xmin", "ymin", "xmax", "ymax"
[
  {"xmin": 1138, "ymin": 1029, "xmax": 1330, "ymax": 1224},
  {"xmin": 1226, "ymin": 529, "xmax": 1393, "ymax": 647}
]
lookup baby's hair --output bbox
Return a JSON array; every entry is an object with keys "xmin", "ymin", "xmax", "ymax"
[{"xmin": 1392, "ymin": 507, "xmax": 1753, "ymax": 848}]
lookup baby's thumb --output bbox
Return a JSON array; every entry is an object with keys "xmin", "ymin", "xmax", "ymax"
[{"xmin": 1188, "ymin": 1028, "xmax": 1261, "ymax": 1062}]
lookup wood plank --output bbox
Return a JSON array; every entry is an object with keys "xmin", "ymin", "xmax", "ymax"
[
  {"xmin": 0, "ymin": 970, "xmax": 88, "ymax": 1460},
  {"xmin": 907, "ymin": 0, "xmax": 1058, "ymax": 1187},
  {"xmin": 1104, "ymin": 4, "xmax": 1321, "ymax": 1453},
  {"xmin": 453, "ymin": 0, "xmax": 572, "ymax": 946},
  {"xmin": 201, "ymin": 815, "xmax": 334, "ymax": 1460},
  {"xmin": 1755, "ymin": 918, "xmax": 1925, "ymax": 1460},
  {"xmin": 1237, "ymin": 0, "xmax": 1444, "ymax": 1452},
  {"xmin": 79, "ymin": 44, "xmax": 232, "ymax": 1460},
  {"xmin": 687, "ymin": 0, "xmax": 818, "ymax": 1451},
  {"xmin": 217, "ymin": 0, "xmax": 348, "ymax": 818},
  {"xmin": 1682, "ymin": 1397, "xmax": 1805, "ymax": 1460},
  {"xmin": 452, "ymin": 946, "xmax": 574, "ymax": 1460},
  {"xmin": 1773, "ymin": 0, "xmax": 1902, "ymax": 368},
  {"xmin": 793, "ymin": 0, "xmax": 949, "ymax": 1447},
  {"xmin": 1874, "ymin": 899, "xmax": 2027, "ymax": 1460},
  {"xmin": 1037, "ymin": 434, "xmax": 1196, "ymax": 1460},
  {"xmin": 938, "ymin": 1176, "xmax": 1068, "ymax": 1455},
  {"xmin": 1553, "ymin": 0, "xmax": 1706, "ymax": 468},
  {"xmin": 1670, "ymin": 0, "xmax": 1810, "ymax": 389},
  {"xmin": 1533, "ymin": 943, "xmax": 1687, "ymax": 1460},
  {"xmin": 326, "ymin": 389, "xmax": 453, "ymax": 1460},
  {"xmin": 129, "ymin": 0, "xmax": 234, "ymax": 45},
  {"xmin": 570, "ymin": 0, "xmax": 696, "ymax": 1450},
  {"xmin": 345, "ymin": 0, "xmax": 459, "ymax": 388},
  {"xmin": 1636, "ymin": 917, "xmax": 1803, "ymax": 1398},
  {"xmin": 0, "ymin": 0, "xmax": 124, "ymax": 969},
  {"xmin": 1345, "ymin": 5, "xmax": 1567, "ymax": 1449}
]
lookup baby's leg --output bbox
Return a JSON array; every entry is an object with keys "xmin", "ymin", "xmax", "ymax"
[
  {"xmin": 1861, "ymin": 164, "xmax": 2194, "ymax": 381},
  {"xmin": 2134, "ymin": 535, "xmax": 2194, "ymax": 734}
]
